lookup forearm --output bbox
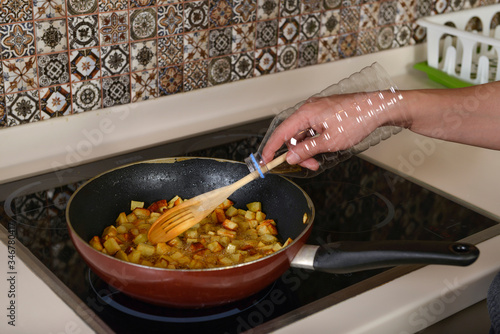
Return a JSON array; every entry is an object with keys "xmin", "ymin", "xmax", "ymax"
[{"xmin": 395, "ymin": 83, "xmax": 500, "ymax": 150}]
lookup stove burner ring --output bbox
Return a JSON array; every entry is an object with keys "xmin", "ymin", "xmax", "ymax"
[{"xmin": 87, "ymin": 269, "xmax": 276, "ymax": 323}]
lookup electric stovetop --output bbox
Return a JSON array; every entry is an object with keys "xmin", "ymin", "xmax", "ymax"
[{"xmin": 1, "ymin": 118, "xmax": 498, "ymax": 333}]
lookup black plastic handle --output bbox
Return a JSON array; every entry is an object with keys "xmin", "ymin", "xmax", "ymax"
[{"xmin": 313, "ymin": 240, "xmax": 480, "ymax": 274}]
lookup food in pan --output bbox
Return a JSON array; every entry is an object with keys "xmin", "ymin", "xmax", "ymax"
[{"xmin": 89, "ymin": 196, "xmax": 292, "ymax": 269}]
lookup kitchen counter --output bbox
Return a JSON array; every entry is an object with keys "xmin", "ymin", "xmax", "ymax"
[{"xmin": 2, "ymin": 44, "xmax": 500, "ymax": 334}]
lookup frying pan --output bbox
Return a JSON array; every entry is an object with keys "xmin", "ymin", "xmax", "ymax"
[{"xmin": 66, "ymin": 157, "xmax": 479, "ymax": 308}]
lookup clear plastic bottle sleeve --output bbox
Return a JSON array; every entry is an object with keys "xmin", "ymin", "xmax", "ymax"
[{"xmin": 245, "ymin": 62, "xmax": 407, "ymax": 178}]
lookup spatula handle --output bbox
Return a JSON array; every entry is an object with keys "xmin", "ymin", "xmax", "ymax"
[{"xmin": 231, "ymin": 153, "xmax": 288, "ymax": 190}]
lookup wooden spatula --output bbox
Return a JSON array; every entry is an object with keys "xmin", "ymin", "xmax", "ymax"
[{"xmin": 148, "ymin": 153, "xmax": 288, "ymax": 244}]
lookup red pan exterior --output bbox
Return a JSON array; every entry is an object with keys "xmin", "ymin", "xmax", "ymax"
[
  {"xmin": 66, "ymin": 157, "xmax": 315, "ymax": 308},
  {"xmin": 68, "ymin": 222, "xmax": 312, "ymax": 308}
]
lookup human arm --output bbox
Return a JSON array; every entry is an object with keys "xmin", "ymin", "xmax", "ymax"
[{"xmin": 261, "ymin": 81, "xmax": 500, "ymax": 170}]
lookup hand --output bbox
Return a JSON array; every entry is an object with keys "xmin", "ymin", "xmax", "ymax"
[{"xmin": 261, "ymin": 93, "xmax": 389, "ymax": 170}]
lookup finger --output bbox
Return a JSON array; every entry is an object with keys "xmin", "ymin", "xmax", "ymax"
[{"xmin": 261, "ymin": 112, "xmax": 312, "ymax": 162}]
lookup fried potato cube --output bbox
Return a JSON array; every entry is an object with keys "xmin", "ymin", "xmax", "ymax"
[
  {"xmin": 133, "ymin": 208, "xmax": 150, "ymax": 219},
  {"xmin": 222, "ymin": 219, "xmax": 238, "ymax": 231},
  {"xmin": 214, "ymin": 208, "xmax": 226, "ymax": 223},
  {"xmin": 168, "ymin": 195, "xmax": 182, "ymax": 208},
  {"xmin": 189, "ymin": 242, "xmax": 206, "ymax": 253},
  {"xmin": 231, "ymin": 253, "xmax": 243, "ymax": 263},
  {"xmin": 147, "ymin": 199, "xmax": 168, "ymax": 213},
  {"xmin": 155, "ymin": 242, "xmax": 170, "ymax": 255},
  {"xmin": 217, "ymin": 228, "xmax": 236, "ymax": 238},
  {"xmin": 244, "ymin": 210, "xmax": 256, "ymax": 220},
  {"xmin": 256, "ymin": 211, "xmax": 266, "ymax": 222},
  {"xmin": 185, "ymin": 229, "xmax": 199, "ymax": 239},
  {"xmin": 246, "ymin": 202, "xmax": 262, "ymax": 212},
  {"xmin": 89, "ymin": 236, "xmax": 103, "ymax": 251},
  {"xmin": 219, "ymin": 257, "xmax": 234, "ymax": 266},
  {"xmin": 115, "ymin": 212, "xmax": 128, "ymax": 225},
  {"xmin": 217, "ymin": 199, "xmax": 234, "ymax": 210},
  {"xmin": 128, "ymin": 250, "xmax": 141, "ymax": 263},
  {"xmin": 141, "ymin": 259, "xmax": 154, "ymax": 267},
  {"xmin": 102, "ymin": 225, "xmax": 118, "ymax": 238},
  {"xmin": 283, "ymin": 238, "xmax": 293, "ymax": 247},
  {"xmin": 257, "ymin": 220, "xmax": 278, "ymax": 236},
  {"xmin": 225, "ymin": 206, "xmax": 238, "ymax": 217},
  {"xmin": 226, "ymin": 243, "xmax": 237, "ymax": 254},
  {"xmin": 260, "ymin": 234, "xmax": 278, "ymax": 244},
  {"xmin": 207, "ymin": 241, "xmax": 223, "ymax": 253},
  {"xmin": 115, "ymin": 250, "xmax": 129, "ymax": 262},
  {"xmin": 245, "ymin": 219, "xmax": 257, "ymax": 229},
  {"xmin": 103, "ymin": 238, "xmax": 121, "ymax": 255},
  {"xmin": 237, "ymin": 209, "xmax": 247, "ymax": 216},
  {"xmin": 188, "ymin": 259, "xmax": 204, "ymax": 269},
  {"xmin": 272, "ymin": 243, "xmax": 282, "ymax": 252},
  {"xmin": 126, "ymin": 213, "xmax": 137, "ymax": 223},
  {"xmin": 130, "ymin": 201, "xmax": 144, "ymax": 210},
  {"xmin": 168, "ymin": 237, "xmax": 183, "ymax": 248},
  {"xmin": 155, "ymin": 257, "xmax": 169, "ymax": 268},
  {"xmin": 244, "ymin": 254, "xmax": 263, "ymax": 263},
  {"xmin": 137, "ymin": 243, "xmax": 155, "ymax": 257},
  {"xmin": 133, "ymin": 233, "xmax": 148, "ymax": 245}
]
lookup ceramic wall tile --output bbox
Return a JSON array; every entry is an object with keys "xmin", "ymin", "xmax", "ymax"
[
  {"xmin": 0, "ymin": 0, "xmax": 498, "ymax": 130},
  {"xmin": 72, "ymin": 80, "xmax": 102, "ymax": 113}
]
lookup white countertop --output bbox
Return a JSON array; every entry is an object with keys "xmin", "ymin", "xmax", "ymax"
[{"xmin": 1, "ymin": 44, "xmax": 500, "ymax": 334}]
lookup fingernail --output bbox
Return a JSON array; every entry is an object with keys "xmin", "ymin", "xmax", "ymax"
[{"xmin": 287, "ymin": 151, "xmax": 300, "ymax": 165}]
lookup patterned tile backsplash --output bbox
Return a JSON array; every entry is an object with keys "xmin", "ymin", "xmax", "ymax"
[{"xmin": 0, "ymin": 0, "xmax": 496, "ymax": 128}]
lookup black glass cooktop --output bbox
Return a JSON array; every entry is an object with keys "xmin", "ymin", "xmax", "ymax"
[{"xmin": 1, "ymin": 118, "xmax": 498, "ymax": 334}]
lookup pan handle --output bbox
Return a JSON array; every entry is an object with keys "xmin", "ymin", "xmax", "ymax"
[{"xmin": 290, "ymin": 240, "xmax": 480, "ymax": 274}]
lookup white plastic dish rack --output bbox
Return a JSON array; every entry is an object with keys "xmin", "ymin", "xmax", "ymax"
[{"xmin": 418, "ymin": 4, "xmax": 500, "ymax": 85}]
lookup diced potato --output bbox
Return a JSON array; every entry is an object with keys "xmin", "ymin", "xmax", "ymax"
[
  {"xmin": 272, "ymin": 243, "xmax": 282, "ymax": 252},
  {"xmin": 130, "ymin": 200, "xmax": 144, "ymax": 210},
  {"xmin": 256, "ymin": 211, "xmax": 266, "ymax": 222},
  {"xmin": 244, "ymin": 254, "xmax": 263, "ymax": 263},
  {"xmin": 147, "ymin": 199, "xmax": 168, "ymax": 213},
  {"xmin": 133, "ymin": 208, "xmax": 150, "ymax": 219},
  {"xmin": 155, "ymin": 242, "xmax": 170, "ymax": 255},
  {"xmin": 91, "ymin": 195, "xmax": 293, "ymax": 270},
  {"xmin": 283, "ymin": 238, "xmax": 293, "ymax": 247},
  {"xmin": 89, "ymin": 236, "xmax": 103, "ymax": 251},
  {"xmin": 128, "ymin": 250, "xmax": 141, "ymax": 263},
  {"xmin": 224, "ymin": 206, "xmax": 237, "ymax": 217},
  {"xmin": 226, "ymin": 243, "xmax": 237, "ymax": 254},
  {"xmin": 214, "ymin": 208, "xmax": 226, "ymax": 223},
  {"xmin": 168, "ymin": 237, "xmax": 183, "ymax": 248},
  {"xmin": 217, "ymin": 199, "xmax": 234, "ymax": 210},
  {"xmin": 231, "ymin": 253, "xmax": 243, "ymax": 263},
  {"xmin": 136, "ymin": 243, "xmax": 155, "ymax": 257},
  {"xmin": 246, "ymin": 202, "xmax": 261, "ymax": 212},
  {"xmin": 260, "ymin": 234, "xmax": 278, "ymax": 244},
  {"xmin": 189, "ymin": 242, "xmax": 205, "ymax": 253},
  {"xmin": 222, "ymin": 219, "xmax": 238, "ymax": 231},
  {"xmin": 133, "ymin": 233, "xmax": 148, "ymax": 245},
  {"xmin": 115, "ymin": 212, "xmax": 128, "ymax": 225},
  {"xmin": 257, "ymin": 220, "xmax": 278, "ymax": 236},
  {"xmin": 185, "ymin": 229, "xmax": 198, "ymax": 239},
  {"xmin": 126, "ymin": 213, "xmax": 137, "ymax": 223},
  {"xmin": 103, "ymin": 238, "xmax": 121, "ymax": 255},
  {"xmin": 207, "ymin": 241, "xmax": 223, "ymax": 253},
  {"xmin": 168, "ymin": 195, "xmax": 182, "ymax": 208},
  {"xmin": 116, "ymin": 225, "xmax": 128, "ymax": 234},
  {"xmin": 141, "ymin": 260, "xmax": 153, "ymax": 267},
  {"xmin": 219, "ymin": 257, "xmax": 233, "ymax": 266},
  {"xmin": 102, "ymin": 225, "xmax": 118, "ymax": 238},
  {"xmin": 217, "ymin": 228, "xmax": 236, "ymax": 238},
  {"xmin": 115, "ymin": 250, "xmax": 129, "ymax": 262},
  {"xmin": 244, "ymin": 210, "xmax": 256, "ymax": 220}
]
